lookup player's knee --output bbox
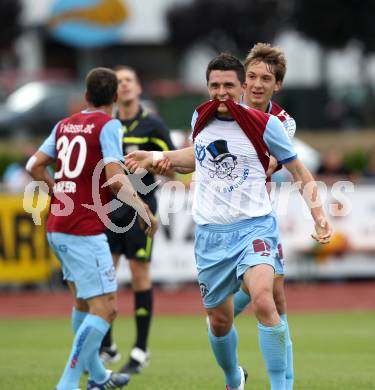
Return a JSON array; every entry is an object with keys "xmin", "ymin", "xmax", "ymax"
[
  {"xmin": 209, "ymin": 313, "xmax": 232, "ymax": 336},
  {"xmin": 252, "ymin": 292, "xmax": 275, "ymax": 319},
  {"xmin": 107, "ymin": 306, "xmax": 118, "ymax": 323}
]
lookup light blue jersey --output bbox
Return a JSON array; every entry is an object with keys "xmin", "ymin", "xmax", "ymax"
[{"xmin": 263, "ymin": 115, "xmax": 297, "ymax": 164}]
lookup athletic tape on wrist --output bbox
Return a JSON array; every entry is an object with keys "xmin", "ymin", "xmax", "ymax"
[{"xmin": 152, "ymin": 151, "xmax": 164, "ymax": 163}]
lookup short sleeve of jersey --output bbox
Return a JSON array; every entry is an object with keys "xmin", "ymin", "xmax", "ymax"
[
  {"xmin": 39, "ymin": 123, "xmax": 59, "ymax": 158},
  {"xmin": 263, "ymin": 115, "xmax": 297, "ymax": 164},
  {"xmin": 100, "ymin": 119, "xmax": 124, "ymax": 164},
  {"xmin": 151, "ymin": 117, "xmax": 175, "ymax": 151},
  {"xmin": 189, "ymin": 110, "xmax": 198, "ymax": 141}
]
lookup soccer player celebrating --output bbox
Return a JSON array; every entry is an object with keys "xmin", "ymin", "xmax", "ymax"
[
  {"xmin": 125, "ymin": 53, "xmax": 331, "ymax": 390},
  {"xmin": 26, "ymin": 67, "xmax": 157, "ymax": 390},
  {"xmin": 232, "ymin": 43, "xmax": 297, "ymax": 389}
]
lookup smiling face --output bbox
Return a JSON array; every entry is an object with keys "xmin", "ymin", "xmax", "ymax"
[
  {"xmin": 244, "ymin": 60, "xmax": 281, "ymax": 112},
  {"xmin": 115, "ymin": 68, "xmax": 142, "ymax": 106},
  {"xmin": 207, "ymin": 70, "xmax": 246, "ymax": 117}
]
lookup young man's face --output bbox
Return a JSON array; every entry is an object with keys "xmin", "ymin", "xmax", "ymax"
[
  {"xmin": 116, "ymin": 68, "xmax": 142, "ymax": 105},
  {"xmin": 207, "ymin": 70, "xmax": 246, "ymax": 116},
  {"xmin": 245, "ymin": 61, "xmax": 281, "ymax": 110}
]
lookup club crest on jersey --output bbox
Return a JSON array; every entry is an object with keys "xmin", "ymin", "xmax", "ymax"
[
  {"xmin": 206, "ymin": 139, "xmax": 238, "ymax": 180},
  {"xmin": 195, "ymin": 143, "xmax": 206, "ymax": 166}
]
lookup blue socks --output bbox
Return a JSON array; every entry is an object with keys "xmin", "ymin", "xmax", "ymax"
[
  {"xmin": 56, "ymin": 314, "xmax": 110, "ymax": 390},
  {"xmin": 233, "ymin": 288, "xmax": 251, "ymax": 317},
  {"xmin": 280, "ymin": 314, "xmax": 294, "ymax": 390},
  {"xmin": 208, "ymin": 326, "xmax": 241, "ymax": 388},
  {"xmin": 71, "ymin": 307, "xmax": 87, "ymax": 334},
  {"xmin": 258, "ymin": 320, "xmax": 287, "ymax": 390}
]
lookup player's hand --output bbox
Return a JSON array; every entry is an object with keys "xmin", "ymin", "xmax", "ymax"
[
  {"xmin": 266, "ymin": 155, "xmax": 279, "ymax": 176},
  {"xmin": 125, "ymin": 151, "xmax": 153, "ymax": 173},
  {"xmin": 153, "ymin": 157, "xmax": 172, "ymax": 175},
  {"xmin": 138, "ymin": 203, "xmax": 158, "ymax": 237},
  {"xmin": 311, "ymin": 218, "xmax": 332, "ymax": 244}
]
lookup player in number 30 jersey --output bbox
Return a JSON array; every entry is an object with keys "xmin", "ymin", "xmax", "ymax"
[
  {"xmin": 46, "ymin": 110, "xmax": 122, "ymax": 235},
  {"xmin": 25, "ymin": 67, "xmax": 156, "ymax": 390}
]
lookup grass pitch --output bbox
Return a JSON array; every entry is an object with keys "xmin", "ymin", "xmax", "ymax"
[{"xmin": 0, "ymin": 311, "xmax": 374, "ymax": 389}]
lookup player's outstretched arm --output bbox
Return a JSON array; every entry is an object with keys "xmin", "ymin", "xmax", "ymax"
[
  {"xmin": 126, "ymin": 146, "xmax": 195, "ymax": 174},
  {"xmin": 152, "ymin": 160, "xmax": 195, "ymax": 176},
  {"xmin": 105, "ymin": 161, "xmax": 158, "ymax": 237},
  {"xmin": 284, "ymin": 158, "xmax": 332, "ymax": 244},
  {"xmin": 25, "ymin": 151, "xmax": 55, "ymax": 194}
]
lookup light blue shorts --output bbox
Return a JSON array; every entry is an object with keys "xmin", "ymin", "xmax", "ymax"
[
  {"xmin": 275, "ymin": 242, "xmax": 285, "ymax": 276},
  {"xmin": 195, "ymin": 214, "xmax": 280, "ymax": 309},
  {"xmin": 47, "ymin": 232, "xmax": 117, "ymax": 300}
]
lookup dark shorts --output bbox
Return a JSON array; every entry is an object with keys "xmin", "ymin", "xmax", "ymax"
[{"xmin": 106, "ymin": 196, "xmax": 157, "ymax": 262}]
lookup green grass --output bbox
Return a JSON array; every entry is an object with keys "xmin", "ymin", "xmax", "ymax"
[{"xmin": 0, "ymin": 312, "xmax": 374, "ymax": 389}]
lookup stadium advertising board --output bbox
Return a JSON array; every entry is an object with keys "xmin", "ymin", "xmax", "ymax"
[{"xmin": 0, "ymin": 194, "xmax": 57, "ymax": 283}]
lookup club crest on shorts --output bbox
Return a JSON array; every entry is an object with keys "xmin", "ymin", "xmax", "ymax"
[
  {"xmin": 253, "ymin": 239, "xmax": 271, "ymax": 257},
  {"xmin": 105, "ymin": 265, "xmax": 116, "ymax": 282},
  {"xmin": 199, "ymin": 282, "xmax": 209, "ymax": 298}
]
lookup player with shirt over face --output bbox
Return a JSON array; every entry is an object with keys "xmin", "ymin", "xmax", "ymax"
[
  {"xmin": 26, "ymin": 67, "xmax": 157, "ymax": 390},
  {"xmin": 124, "ymin": 53, "xmax": 332, "ymax": 390},
  {"xmin": 101, "ymin": 65, "xmax": 175, "ymax": 375},
  {"xmin": 232, "ymin": 43, "xmax": 296, "ymax": 389}
]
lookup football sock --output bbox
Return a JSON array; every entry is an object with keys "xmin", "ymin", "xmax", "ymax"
[
  {"xmin": 233, "ymin": 288, "xmax": 251, "ymax": 317},
  {"xmin": 100, "ymin": 326, "xmax": 113, "ymax": 349},
  {"xmin": 208, "ymin": 326, "xmax": 241, "ymax": 388},
  {"xmin": 56, "ymin": 314, "xmax": 109, "ymax": 389},
  {"xmin": 280, "ymin": 314, "xmax": 294, "ymax": 390},
  {"xmin": 71, "ymin": 307, "xmax": 87, "ymax": 334},
  {"xmin": 134, "ymin": 289, "xmax": 153, "ymax": 351},
  {"xmin": 258, "ymin": 320, "xmax": 287, "ymax": 390}
]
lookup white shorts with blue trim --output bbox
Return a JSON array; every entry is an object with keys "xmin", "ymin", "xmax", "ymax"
[
  {"xmin": 195, "ymin": 213, "xmax": 280, "ymax": 309},
  {"xmin": 47, "ymin": 232, "xmax": 117, "ymax": 300}
]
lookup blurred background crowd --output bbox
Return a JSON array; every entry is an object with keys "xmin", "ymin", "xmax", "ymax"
[{"xmin": 1, "ymin": 0, "xmax": 375, "ymax": 287}]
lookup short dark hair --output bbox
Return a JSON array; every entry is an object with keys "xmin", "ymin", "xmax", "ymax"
[
  {"xmin": 113, "ymin": 65, "xmax": 141, "ymax": 85},
  {"xmin": 85, "ymin": 67, "xmax": 118, "ymax": 107},
  {"xmin": 206, "ymin": 53, "xmax": 245, "ymax": 84}
]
